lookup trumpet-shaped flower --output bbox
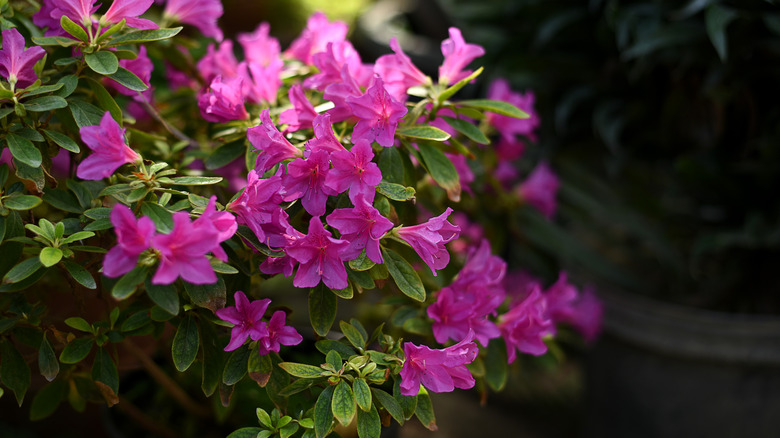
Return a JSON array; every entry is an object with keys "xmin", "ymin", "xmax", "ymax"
[
  {"xmin": 279, "ymin": 84, "xmax": 318, "ymax": 132},
  {"xmin": 395, "ymin": 208, "xmax": 460, "ymax": 276},
  {"xmin": 304, "ymin": 41, "xmax": 369, "ymax": 91},
  {"xmin": 151, "ymin": 212, "xmax": 221, "ymax": 285},
  {"xmin": 0, "ymin": 28, "xmax": 46, "ymax": 89},
  {"xmin": 285, "ymin": 11, "xmax": 348, "ymax": 65},
  {"xmin": 486, "ymin": 78, "xmax": 540, "ymax": 143},
  {"xmin": 347, "ymin": 75, "xmax": 407, "ymax": 147},
  {"xmin": 43, "ymin": 0, "xmax": 97, "ymax": 28},
  {"xmin": 517, "ymin": 162, "xmax": 559, "ymax": 219},
  {"xmin": 286, "ymin": 217, "xmax": 349, "ymax": 290},
  {"xmin": 324, "ymin": 140, "xmax": 382, "ymax": 203},
  {"xmin": 248, "ymin": 109, "xmax": 302, "ymax": 172},
  {"xmin": 323, "ymin": 65, "xmax": 362, "ymax": 123},
  {"xmin": 326, "ymin": 194, "xmax": 393, "ymax": 263},
  {"xmin": 77, "ymin": 112, "xmax": 141, "ymax": 180},
  {"xmin": 438, "ymin": 27, "xmax": 485, "ymax": 86},
  {"xmin": 163, "ymin": 0, "xmax": 224, "ymax": 41},
  {"xmin": 102, "ymin": 0, "xmax": 157, "ymax": 30},
  {"xmin": 374, "ymin": 37, "xmax": 429, "ymax": 102},
  {"xmin": 103, "ymin": 204, "xmax": 155, "ymax": 278},
  {"xmin": 257, "ymin": 311, "xmax": 303, "ymax": 355},
  {"xmin": 215, "ymin": 291, "xmax": 271, "ymax": 351},
  {"xmin": 197, "ymin": 40, "xmax": 239, "ymax": 84},
  {"xmin": 228, "ymin": 169, "xmax": 291, "ymax": 248},
  {"xmin": 198, "ymin": 75, "xmax": 249, "ymax": 123},
  {"xmin": 282, "ymin": 149, "xmax": 337, "ymax": 217},
  {"xmin": 238, "ymin": 22, "xmax": 280, "ymax": 67},
  {"xmin": 498, "ymin": 286, "xmax": 554, "ymax": 362},
  {"xmin": 305, "ymin": 113, "xmax": 346, "ymax": 155},
  {"xmin": 239, "ymin": 59, "xmax": 283, "ymax": 105},
  {"xmin": 193, "ymin": 196, "xmax": 237, "ymax": 262},
  {"xmin": 399, "ymin": 331, "xmax": 478, "ymax": 396}
]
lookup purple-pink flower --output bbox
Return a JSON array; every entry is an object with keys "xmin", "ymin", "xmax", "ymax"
[
  {"xmin": 257, "ymin": 311, "xmax": 303, "ymax": 355},
  {"xmin": 227, "ymin": 169, "xmax": 292, "ymax": 249},
  {"xmin": 101, "ymin": 0, "xmax": 157, "ymax": 30},
  {"xmin": 517, "ymin": 162, "xmax": 560, "ymax": 219},
  {"xmin": 248, "ymin": 109, "xmax": 303, "ymax": 173},
  {"xmin": 399, "ymin": 331, "xmax": 478, "ymax": 396},
  {"xmin": 42, "ymin": 0, "xmax": 97, "ymax": 28},
  {"xmin": 347, "ymin": 75, "xmax": 408, "ymax": 147},
  {"xmin": 239, "ymin": 60, "xmax": 283, "ymax": 105},
  {"xmin": 438, "ymin": 28, "xmax": 485, "ymax": 86},
  {"xmin": 215, "ymin": 291, "xmax": 271, "ymax": 351},
  {"xmin": 197, "ymin": 40, "xmax": 239, "ymax": 84},
  {"xmin": 487, "ymin": 78, "xmax": 540, "ymax": 143},
  {"xmin": 304, "ymin": 41, "xmax": 368, "ymax": 91},
  {"xmin": 0, "ymin": 28, "xmax": 46, "ymax": 89},
  {"xmin": 498, "ymin": 286, "xmax": 554, "ymax": 362},
  {"xmin": 305, "ymin": 113, "xmax": 346, "ymax": 155},
  {"xmin": 545, "ymin": 273, "xmax": 603, "ymax": 342},
  {"xmin": 286, "ymin": 217, "xmax": 349, "ymax": 290},
  {"xmin": 151, "ymin": 212, "xmax": 221, "ymax": 285},
  {"xmin": 374, "ymin": 37, "xmax": 429, "ymax": 102},
  {"xmin": 324, "ymin": 140, "xmax": 382, "ymax": 204},
  {"xmin": 323, "ymin": 65, "xmax": 362, "ymax": 123},
  {"xmin": 198, "ymin": 75, "xmax": 249, "ymax": 123},
  {"xmin": 193, "ymin": 196, "xmax": 237, "ymax": 262},
  {"xmin": 279, "ymin": 84, "xmax": 318, "ymax": 133},
  {"xmin": 285, "ymin": 11, "xmax": 348, "ymax": 65},
  {"xmin": 103, "ymin": 204, "xmax": 155, "ymax": 278},
  {"xmin": 326, "ymin": 194, "xmax": 394, "ymax": 263},
  {"xmin": 238, "ymin": 22, "xmax": 280, "ymax": 67},
  {"xmin": 107, "ymin": 46, "xmax": 153, "ymax": 96},
  {"xmin": 395, "ymin": 208, "xmax": 460, "ymax": 276},
  {"xmin": 282, "ymin": 150, "xmax": 337, "ymax": 217},
  {"xmin": 163, "ymin": 0, "xmax": 224, "ymax": 41},
  {"xmin": 77, "ymin": 112, "xmax": 141, "ymax": 180}
]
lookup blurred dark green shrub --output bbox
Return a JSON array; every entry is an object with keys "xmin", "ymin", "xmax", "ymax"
[{"xmin": 439, "ymin": 0, "xmax": 780, "ymax": 312}]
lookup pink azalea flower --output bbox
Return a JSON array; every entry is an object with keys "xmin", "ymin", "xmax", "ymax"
[
  {"xmin": 517, "ymin": 162, "xmax": 560, "ymax": 219},
  {"xmin": 544, "ymin": 273, "xmax": 603, "ymax": 342},
  {"xmin": 304, "ymin": 41, "xmax": 368, "ymax": 91},
  {"xmin": 77, "ymin": 112, "xmax": 141, "ymax": 180},
  {"xmin": 163, "ymin": 0, "xmax": 224, "ymax": 41},
  {"xmin": 151, "ymin": 211, "xmax": 221, "ymax": 285},
  {"xmin": 446, "ymin": 152, "xmax": 474, "ymax": 195},
  {"xmin": 305, "ymin": 113, "xmax": 346, "ymax": 155},
  {"xmin": 215, "ymin": 291, "xmax": 271, "ymax": 351},
  {"xmin": 438, "ymin": 27, "xmax": 485, "ymax": 86},
  {"xmin": 326, "ymin": 194, "xmax": 394, "ymax": 263},
  {"xmin": 567, "ymin": 287, "xmax": 603, "ymax": 343},
  {"xmin": 395, "ymin": 208, "xmax": 460, "ymax": 276},
  {"xmin": 323, "ymin": 65, "xmax": 362, "ymax": 123},
  {"xmin": 498, "ymin": 286, "xmax": 554, "ymax": 362},
  {"xmin": 103, "ymin": 204, "xmax": 155, "ymax": 278},
  {"xmin": 0, "ymin": 28, "xmax": 46, "ymax": 89},
  {"xmin": 279, "ymin": 84, "xmax": 319, "ymax": 133},
  {"xmin": 227, "ymin": 169, "xmax": 292, "ymax": 248},
  {"xmin": 256, "ymin": 311, "xmax": 303, "ymax": 355},
  {"xmin": 43, "ymin": 0, "xmax": 97, "ymax": 28},
  {"xmin": 197, "ymin": 40, "xmax": 239, "ymax": 84},
  {"xmin": 238, "ymin": 22, "xmax": 280, "ymax": 67},
  {"xmin": 106, "ymin": 46, "xmax": 153, "ymax": 96},
  {"xmin": 496, "ymin": 137, "xmax": 527, "ymax": 162},
  {"xmin": 239, "ymin": 59, "xmax": 283, "ymax": 105},
  {"xmin": 487, "ymin": 78, "xmax": 540, "ymax": 143},
  {"xmin": 32, "ymin": 1, "xmax": 65, "ymax": 35},
  {"xmin": 193, "ymin": 195, "xmax": 237, "ymax": 262},
  {"xmin": 259, "ymin": 254, "xmax": 297, "ymax": 278},
  {"xmin": 198, "ymin": 75, "xmax": 249, "ymax": 123},
  {"xmin": 347, "ymin": 75, "xmax": 408, "ymax": 147},
  {"xmin": 285, "ymin": 11, "xmax": 348, "ymax": 65},
  {"xmin": 282, "ymin": 149, "xmax": 337, "ymax": 217},
  {"xmin": 286, "ymin": 217, "xmax": 350, "ymax": 290},
  {"xmin": 247, "ymin": 109, "xmax": 303, "ymax": 173},
  {"xmin": 101, "ymin": 0, "xmax": 157, "ymax": 30},
  {"xmin": 399, "ymin": 331, "xmax": 478, "ymax": 396},
  {"xmin": 374, "ymin": 37, "xmax": 429, "ymax": 102},
  {"xmin": 324, "ymin": 140, "xmax": 382, "ymax": 204}
]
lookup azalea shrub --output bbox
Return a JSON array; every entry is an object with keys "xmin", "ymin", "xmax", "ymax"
[{"xmin": 0, "ymin": 1, "xmax": 602, "ymax": 437}]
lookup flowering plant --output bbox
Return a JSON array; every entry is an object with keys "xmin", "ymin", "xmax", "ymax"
[{"xmin": 0, "ymin": 1, "xmax": 601, "ymax": 436}]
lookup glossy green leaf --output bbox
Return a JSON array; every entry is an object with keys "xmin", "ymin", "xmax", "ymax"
[
  {"xmin": 0, "ymin": 340, "xmax": 30, "ymax": 406},
  {"xmin": 438, "ymin": 67, "xmax": 483, "ymax": 103},
  {"xmin": 222, "ymin": 347, "xmax": 250, "ymax": 385},
  {"xmin": 120, "ymin": 310, "xmax": 150, "ymax": 332},
  {"xmin": 485, "ymin": 338, "xmax": 508, "ymax": 391},
  {"xmin": 331, "ymin": 282, "xmax": 353, "ymax": 299},
  {"xmin": 107, "ymin": 67, "xmax": 148, "ymax": 92},
  {"xmin": 309, "ymin": 285, "xmax": 337, "ymax": 337},
  {"xmin": 226, "ymin": 428, "xmax": 264, "ymax": 438},
  {"xmin": 353, "ymin": 378, "xmax": 372, "ymax": 412},
  {"xmin": 59, "ymin": 337, "xmax": 94, "ymax": 364},
  {"xmin": 371, "ymin": 388, "xmax": 405, "ymax": 425},
  {"xmin": 38, "ymin": 335, "xmax": 59, "ymax": 382},
  {"xmin": 348, "ymin": 250, "xmax": 375, "ymax": 271},
  {"xmin": 64, "ymin": 317, "xmax": 92, "ymax": 333},
  {"xmin": 85, "ymin": 51, "xmax": 119, "ymax": 75},
  {"xmin": 69, "ymin": 100, "xmax": 105, "ymax": 128},
  {"xmin": 42, "ymin": 188, "xmax": 82, "ymax": 213},
  {"xmin": 378, "ymin": 146, "xmax": 405, "ymax": 184},
  {"xmin": 141, "ymin": 202, "xmax": 173, "ymax": 233},
  {"xmin": 6, "ymin": 133, "xmax": 42, "ymax": 168},
  {"xmin": 278, "ymin": 362, "xmax": 325, "ymax": 378},
  {"xmin": 145, "ymin": 278, "xmax": 179, "ymax": 316},
  {"xmin": 39, "ymin": 247, "xmax": 63, "ymax": 267},
  {"xmin": 199, "ymin": 319, "xmax": 224, "ymax": 397},
  {"xmin": 31, "ymin": 36, "xmax": 80, "ymax": 47},
  {"xmin": 376, "ymin": 182, "xmax": 415, "ymax": 202},
  {"xmin": 92, "ymin": 347, "xmax": 119, "ymax": 395},
  {"xmin": 3, "ymin": 195, "xmax": 42, "ymax": 210},
  {"xmin": 458, "ymin": 99, "xmax": 529, "ymax": 119},
  {"xmin": 397, "ymin": 125, "xmax": 451, "ymax": 142},
  {"xmin": 381, "ymin": 248, "xmax": 425, "ymax": 302},
  {"xmin": 339, "ymin": 321, "xmax": 366, "ymax": 350},
  {"xmin": 106, "ymin": 27, "xmax": 182, "ymax": 46},
  {"xmin": 314, "ymin": 385, "xmax": 334, "ymax": 438},
  {"xmin": 332, "ymin": 380, "xmax": 356, "ymax": 426},
  {"xmin": 356, "ymin": 404, "xmax": 381, "ymax": 438},
  {"xmin": 54, "ymin": 75, "xmax": 79, "ymax": 98},
  {"xmin": 170, "ymin": 176, "xmax": 224, "ymax": 185},
  {"xmin": 315, "ymin": 340, "xmax": 356, "ymax": 360},
  {"xmin": 442, "ymin": 116, "xmax": 489, "ymax": 144},
  {"xmin": 172, "ymin": 314, "xmax": 199, "ymax": 372},
  {"xmin": 3, "ymin": 257, "xmax": 43, "ymax": 284},
  {"xmin": 86, "ymin": 78, "xmax": 122, "ymax": 123},
  {"xmin": 393, "ymin": 378, "xmax": 417, "ymax": 420},
  {"xmin": 417, "ymin": 141, "xmax": 461, "ymax": 202},
  {"xmin": 29, "ymin": 379, "xmax": 66, "ymax": 420},
  {"xmin": 23, "ymin": 96, "xmax": 68, "ymax": 112},
  {"xmin": 59, "ymin": 15, "xmax": 89, "ymax": 42},
  {"xmin": 205, "ymin": 139, "xmax": 246, "ymax": 170},
  {"xmin": 111, "ymin": 266, "xmax": 147, "ymax": 300},
  {"xmin": 42, "ymin": 129, "xmax": 80, "ymax": 153},
  {"xmin": 183, "ymin": 276, "xmax": 226, "ymax": 313},
  {"xmin": 414, "ymin": 390, "xmax": 437, "ymax": 431}
]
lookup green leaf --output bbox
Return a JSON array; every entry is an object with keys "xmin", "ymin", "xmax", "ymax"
[
  {"xmin": 417, "ymin": 141, "xmax": 461, "ymax": 202},
  {"xmin": 376, "ymin": 182, "xmax": 415, "ymax": 202},
  {"xmin": 92, "ymin": 347, "xmax": 119, "ymax": 395},
  {"xmin": 332, "ymin": 380, "xmax": 356, "ymax": 426},
  {"xmin": 61, "ymin": 231, "xmax": 95, "ymax": 245},
  {"xmin": 356, "ymin": 404, "xmax": 381, "ymax": 438},
  {"xmin": 314, "ymin": 385, "xmax": 335, "ymax": 438},
  {"xmin": 339, "ymin": 321, "xmax": 366, "ymax": 350},
  {"xmin": 39, "ymin": 247, "xmax": 63, "ymax": 267},
  {"xmin": 107, "ymin": 67, "xmax": 148, "ymax": 92},
  {"xmin": 42, "ymin": 129, "xmax": 80, "ymax": 153},
  {"xmin": 60, "ymin": 15, "xmax": 89, "ymax": 42},
  {"xmin": 59, "ymin": 337, "xmax": 94, "ymax": 364},
  {"xmin": 438, "ymin": 67, "xmax": 483, "ymax": 103},
  {"xmin": 458, "ymin": 99, "xmax": 529, "ymax": 119},
  {"xmin": 94, "ymin": 19, "xmax": 126, "ymax": 44},
  {"xmin": 38, "ymin": 335, "xmax": 59, "ymax": 382},
  {"xmin": 126, "ymin": 186, "xmax": 149, "ymax": 203},
  {"xmin": 371, "ymin": 388, "xmax": 405, "ymax": 425},
  {"xmin": 3, "ymin": 257, "xmax": 43, "ymax": 284},
  {"xmin": 256, "ymin": 407, "xmax": 273, "ymax": 428},
  {"xmin": 222, "ymin": 347, "xmax": 250, "ymax": 385},
  {"xmin": 325, "ymin": 349, "xmax": 342, "ymax": 370},
  {"xmin": 0, "ymin": 107, "xmax": 13, "ymax": 120},
  {"xmin": 331, "ymin": 282, "xmax": 353, "ymax": 299},
  {"xmin": 68, "ymin": 100, "xmax": 105, "ymax": 128},
  {"xmin": 54, "ymin": 75, "xmax": 79, "ymax": 98},
  {"xmin": 86, "ymin": 78, "xmax": 122, "ymax": 123},
  {"xmin": 85, "ymin": 51, "xmax": 119, "ymax": 75},
  {"xmin": 278, "ymin": 362, "xmax": 325, "ymax": 378},
  {"xmin": 378, "ymin": 147, "xmax": 405, "ymax": 184},
  {"xmin": 393, "ymin": 378, "xmax": 417, "ymax": 420},
  {"xmin": 280, "ymin": 422, "xmax": 299, "ymax": 438},
  {"xmin": 485, "ymin": 338, "xmax": 508, "ymax": 391},
  {"xmin": 62, "ymin": 260, "xmax": 96, "ymax": 289},
  {"xmin": 141, "ymin": 202, "xmax": 173, "ymax": 233},
  {"xmin": 13, "ymin": 159, "xmax": 44, "ymax": 192},
  {"xmin": 65, "ymin": 317, "xmax": 92, "ymax": 333},
  {"xmin": 706, "ymin": 5, "xmax": 737, "ymax": 61},
  {"xmin": 145, "ymin": 278, "xmax": 179, "ymax": 316},
  {"xmin": 309, "ymin": 285, "xmax": 337, "ymax": 337},
  {"xmin": 442, "ymin": 116, "xmax": 489, "ymax": 144},
  {"xmin": 397, "ymin": 125, "xmax": 451, "ymax": 142},
  {"xmin": 23, "ymin": 96, "xmax": 68, "ymax": 112},
  {"xmin": 381, "ymin": 248, "xmax": 425, "ymax": 301},
  {"xmin": 120, "ymin": 310, "xmax": 150, "ymax": 332},
  {"xmin": 22, "ymin": 84, "xmax": 65, "ymax": 98},
  {"xmin": 6, "ymin": 133, "xmax": 42, "ymax": 168},
  {"xmin": 348, "ymin": 250, "xmax": 375, "ymax": 271},
  {"xmin": 226, "ymin": 428, "xmax": 264, "ymax": 438},
  {"xmin": 414, "ymin": 390, "xmax": 437, "ymax": 431},
  {"xmin": 29, "ymin": 379, "xmax": 66, "ymax": 421},
  {"xmin": 353, "ymin": 378, "xmax": 372, "ymax": 412},
  {"xmin": 42, "ymin": 188, "xmax": 82, "ymax": 213},
  {"xmin": 183, "ymin": 276, "xmax": 226, "ymax": 313},
  {"xmin": 198, "ymin": 320, "xmax": 224, "ymax": 396},
  {"xmin": 3, "ymin": 195, "xmax": 42, "ymax": 210},
  {"xmin": 111, "ymin": 266, "xmax": 147, "ymax": 300},
  {"xmin": 106, "ymin": 27, "xmax": 182, "ymax": 46},
  {"xmin": 31, "ymin": 36, "xmax": 80, "ymax": 47},
  {"xmin": 172, "ymin": 314, "xmax": 199, "ymax": 372},
  {"xmin": 315, "ymin": 340, "xmax": 356, "ymax": 360},
  {"xmin": 1, "ymin": 340, "xmax": 31, "ymax": 406},
  {"xmin": 170, "ymin": 176, "xmax": 224, "ymax": 186},
  {"xmin": 205, "ymin": 139, "xmax": 246, "ymax": 170}
]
